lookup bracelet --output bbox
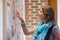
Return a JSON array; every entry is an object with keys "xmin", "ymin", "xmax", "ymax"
[{"xmin": 21, "ymin": 22, "xmax": 26, "ymax": 27}]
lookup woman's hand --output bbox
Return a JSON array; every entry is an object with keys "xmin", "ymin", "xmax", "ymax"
[
  {"xmin": 15, "ymin": 11, "xmax": 20, "ymax": 18},
  {"xmin": 15, "ymin": 11, "xmax": 35, "ymax": 35},
  {"xmin": 15, "ymin": 11, "xmax": 24, "ymax": 22}
]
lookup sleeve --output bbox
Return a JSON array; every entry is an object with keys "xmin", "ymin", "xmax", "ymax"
[{"xmin": 52, "ymin": 25, "xmax": 60, "ymax": 34}]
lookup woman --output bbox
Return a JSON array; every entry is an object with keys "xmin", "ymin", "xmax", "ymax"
[{"xmin": 15, "ymin": 6, "xmax": 60, "ymax": 40}]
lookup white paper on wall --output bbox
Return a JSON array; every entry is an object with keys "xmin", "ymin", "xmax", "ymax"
[{"xmin": 6, "ymin": 0, "xmax": 26, "ymax": 40}]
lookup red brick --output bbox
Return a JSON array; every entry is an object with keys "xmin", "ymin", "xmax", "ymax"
[
  {"xmin": 36, "ymin": 19, "xmax": 40, "ymax": 22},
  {"xmin": 25, "ymin": 5, "xmax": 29, "ymax": 8},
  {"xmin": 35, "ymin": 8, "xmax": 40, "ymax": 11},
  {"xmin": 40, "ymin": 0, "xmax": 47, "ymax": 2},
  {"xmin": 31, "ymin": 0, "xmax": 38, "ymax": 3},
  {"xmin": 26, "ymin": 14, "xmax": 33, "ymax": 16},
  {"xmin": 26, "ymin": 8, "xmax": 33, "ymax": 11},
  {"xmin": 25, "ymin": 11, "xmax": 29, "ymax": 13},
  {"xmin": 31, "ymin": 11, "xmax": 38, "ymax": 13},
  {"xmin": 31, "ymin": 23, "xmax": 38, "ymax": 25},
  {"xmin": 31, "ymin": 6, "xmax": 39, "ymax": 8},
  {"xmin": 36, "ymin": 3, "xmax": 42, "ymax": 5},
  {"xmin": 26, "ymin": 26, "xmax": 34, "ymax": 28},
  {"xmin": 26, "ymin": 19, "xmax": 33, "ymax": 22},
  {"xmin": 35, "ymin": 14, "xmax": 39, "ymax": 16},
  {"xmin": 26, "ymin": 17, "xmax": 29, "ymax": 19},
  {"xmin": 26, "ymin": 2, "xmax": 33, "ymax": 5},
  {"xmin": 31, "ymin": 17, "xmax": 38, "ymax": 19},
  {"xmin": 25, "ymin": 0, "xmax": 29, "ymax": 2}
]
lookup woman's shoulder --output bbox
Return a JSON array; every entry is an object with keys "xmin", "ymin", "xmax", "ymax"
[
  {"xmin": 53, "ymin": 25, "xmax": 59, "ymax": 29},
  {"xmin": 52, "ymin": 25, "xmax": 60, "ymax": 34}
]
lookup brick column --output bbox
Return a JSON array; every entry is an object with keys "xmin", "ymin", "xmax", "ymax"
[{"xmin": 25, "ymin": 0, "xmax": 48, "ymax": 40}]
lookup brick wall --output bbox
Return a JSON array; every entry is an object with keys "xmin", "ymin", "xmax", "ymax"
[{"xmin": 25, "ymin": 0, "xmax": 48, "ymax": 40}]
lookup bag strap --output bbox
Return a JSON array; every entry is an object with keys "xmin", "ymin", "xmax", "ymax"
[{"xmin": 45, "ymin": 24, "xmax": 55, "ymax": 40}]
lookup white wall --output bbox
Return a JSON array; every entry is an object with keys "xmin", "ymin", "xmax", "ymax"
[
  {"xmin": 57, "ymin": 0, "xmax": 60, "ymax": 29},
  {"xmin": 0, "ymin": 0, "xmax": 3, "ymax": 40}
]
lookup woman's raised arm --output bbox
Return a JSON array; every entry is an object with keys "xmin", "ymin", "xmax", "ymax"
[{"xmin": 15, "ymin": 11, "xmax": 35, "ymax": 35}]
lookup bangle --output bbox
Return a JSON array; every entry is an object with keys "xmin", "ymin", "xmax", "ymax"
[{"xmin": 21, "ymin": 22, "xmax": 26, "ymax": 27}]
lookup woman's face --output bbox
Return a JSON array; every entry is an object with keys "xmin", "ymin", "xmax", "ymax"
[{"xmin": 38, "ymin": 11, "xmax": 45, "ymax": 20}]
